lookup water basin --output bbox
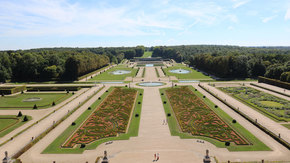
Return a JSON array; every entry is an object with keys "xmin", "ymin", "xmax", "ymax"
[
  {"xmin": 145, "ymin": 64, "xmax": 154, "ymax": 67},
  {"xmin": 138, "ymin": 82, "xmax": 164, "ymax": 87},
  {"xmin": 111, "ymin": 70, "xmax": 131, "ymax": 75},
  {"xmin": 169, "ymin": 69, "xmax": 190, "ymax": 74},
  {"xmin": 100, "ymin": 81, "xmax": 124, "ymax": 84},
  {"xmin": 179, "ymin": 80, "xmax": 199, "ymax": 83}
]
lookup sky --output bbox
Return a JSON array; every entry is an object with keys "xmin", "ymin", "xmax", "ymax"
[{"xmin": 0, "ymin": 0, "xmax": 290, "ymax": 50}]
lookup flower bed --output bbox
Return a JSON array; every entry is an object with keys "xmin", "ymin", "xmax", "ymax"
[
  {"xmin": 63, "ymin": 87, "xmax": 137, "ymax": 147},
  {"xmin": 165, "ymin": 86, "xmax": 248, "ymax": 145}
]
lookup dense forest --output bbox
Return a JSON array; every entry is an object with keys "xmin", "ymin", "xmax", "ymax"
[
  {"xmin": 152, "ymin": 45, "xmax": 290, "ymax": 82},
  {"xmin": 0, "ymin": 46, "xmax": 145, "ymax": 82}
]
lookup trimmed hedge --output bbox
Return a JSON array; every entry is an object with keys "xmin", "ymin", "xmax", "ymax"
[
  {"xmin": 250, "ymin": 83, "xmax": 290, "ymax": 98},
  {"xmin": 0, "ymin": 86, "xmax": 26, "ymax": 95},
  {"xmin": 258, "ymin": 76, "xmax": 290, "ymax": 90}
]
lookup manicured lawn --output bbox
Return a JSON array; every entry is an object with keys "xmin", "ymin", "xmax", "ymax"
[
  {"xmin": 0, "ymin": 115, "xmax": 32, "ymax": 137},
  {"xmin": 89, "ymin": 65, "xmax": 137, "ymax": 81},
  {"xmin": 282, "ymin": 124, "xmax": 290, "ymax": 129},
  {"xmin": 141, "ymin": 51, "xmax": 152, "ymax": 58},
  {"xmin": 0, "ymin": 93, "xmax": 72, "ymax": 109},
  {"xmin": 220, "ymin": 87, "xmax": 290, "ymax": 122},
  {"xmin": 160, "ymin": 86, "xmax": 270, "ymax": 151},
  {"xmin": 163, "ymin": 65, "xmax": 213, "ymax": 80},
  {"xmin": 43, "ymin": 87, "xmax": 143, "ymax": 153}
]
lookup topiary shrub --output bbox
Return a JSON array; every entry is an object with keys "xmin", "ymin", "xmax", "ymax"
[
  {"xmin": 225, "ymin": 142, "xmax": 230, "ymax": 146},
  {"xmin": 135, "ymin": 114, "xmax": 139, "ymax": 117},
  {"xmin": 195, "ymin": 89, "xmax": 197, "ymax": 91},
  {"xmin": 175, "ymin": 84, "xmax": 177, "ymax": 86},
  {"xmin": 125, "ymin": 85, "xmax": 128, "ymax": 87},
  {"xmin": 52, "ymin": 101, "xmax": 55, "ymax": 106},
  {"xmin": 88, "ymin": 107, "xmax": 91, "ymax": 110},
  {"xmin": 98, "ymin": 97, "xmax": 101, "ymax": 100},
  {"xmin": 72, "ymin": 92, "xmax": 75, "ymax": 95},
  {"xmin": 80, "ymin": 143, "xmax": 86, "ymax": 148},
  {"xmin": 67, "ymin": 90, "xmax": 69, "ymax": 94},
  {"xmin": 163, "ymin": 101, "xmax": 167, "ymax": 104},
  {"xmin": 106, "ymin": 90, "xmax": 108, "ymax": 92},
  {"xmin": 23, "ymin": 116, "xmax": 28, "ymax": 122},
  {"xmin": 203, "ymin": 96, "xmax": 206, "ymax": 98},
  {"xmin": 232, "ymin": 119, "xmax": 237, "ymax": 123},
  {"xmin": 139, "ymin": 93, "xmax": 142, "ymax": 96},
  {"xmin": 161, "ymin": 93, "xmax": 164, "ymax": 95},
  {"xmin": 138, "ymin": 101, "xmax": 141, "ymax": 104},
  {"xmin": 167, "ymin": 113, "xmax": 171, "ymax": 117},
  {"xmin": 33, "ymin": 104, "xmax": 38, "ymax": 109},
  {"xmin": 17, "ymin": 111, "xmax": 22, "ymax": 117},
  {"xmin": 2, "ymin": 93, "xmax": 4, "ymax": 97},
  {"xmin": 71, "ymin": 122, "xmax": 76, "ymax": 126},
  {"xmin": 215, "ymin": 105, "xmax": 218, "ymax": 108},
  {"xmin": 21, "ymin": 91, "xmax": 24, "ymax": 94}
]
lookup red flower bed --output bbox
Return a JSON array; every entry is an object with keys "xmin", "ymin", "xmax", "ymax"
[
  {"xmin": 166, "ymin": 86, "xmax": 248, "ymax": 145},
  {"xmin": 63, "ymin": 88, "xmax": 137, "ymax": 148}
]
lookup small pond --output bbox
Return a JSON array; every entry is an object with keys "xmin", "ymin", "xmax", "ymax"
[
  {"xmin": 111, "ymin": 70, "xmax": 131, "ymax": 75},
  {"xmin": 138, "ymin": 82, "xmax": 165, "ymax": 87},
  {"xmin": 179, "ymin": 80, "xmax": 199, "ymax": 83},
  {"xmin": 145, "ymin": 64, "xmax": 154, "ymax": 67},
  {"xmin": 23, "ymin": 97, "xmax": 42, "ymax": 102},
  {"xmin": 169, "ymin": 69, "xmax": 190, "ymax": 74}
]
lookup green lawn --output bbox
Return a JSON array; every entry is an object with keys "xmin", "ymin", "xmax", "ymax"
[
  {"xmin": 89, "ymin": 65, "xmax": 137, "ymax": 81},
  {"xmin": 0, "ymin": 93, "xmax": 72, "ymax": 109},
  {"xmin": 141, "ymin": 51, "xmax": 152, "ymax": 58},
  {"xmin": 43, "ymin": 86, "xmax": 143, "ymax": 154},
  {"xmin": 0, "ymin": 115, "xmax": 32, "ymax": 137},
  {"xmin": 163, "ymin": 65, "xmax": 213, "ymax": 80},
  {"xmin": 160, "ymin": 86, "xmax": 270, "ymax": 151},
  {"xmin": 282, "ymin": 124, "xmax": 290, "ymax": 129}
]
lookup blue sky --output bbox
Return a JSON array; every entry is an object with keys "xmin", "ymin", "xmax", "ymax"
[{"xmin": 0, "ymin": 0, "xmax": 290, "ymax": 50}]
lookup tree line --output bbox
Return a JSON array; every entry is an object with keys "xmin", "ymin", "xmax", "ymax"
[
  {"xmin": 0, "ymin": 46, "xmax": 145, "ymax": 82},
  {"xmin": 152, "ymin": 45, "xmax": 290, "ymax": 82}
]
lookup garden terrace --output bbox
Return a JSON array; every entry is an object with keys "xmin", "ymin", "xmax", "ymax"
[
  {"xmin": 63, "ymin": 87, "xmax": 137, "ymax": 148},
  {"xmin": 163, "ymin": 64, "xmax": 213, "ymax": 80},
  {"xmin": 89, "ymin": 65, "xmax": 137, "ymax": 81},
  {"xmin": 165, "ymin": 86, "xmax": 248, "ymax": 145},
  {"xmin": 220, "ymin": 87, "xmax": 290, "ymax": 122},
  {"xmin": 0, "ymin": 115, "xmax": 31, "ymax": 137},
  {"xmin": 26, "ymin": 85, "xmax": 91, "ymax": 92},
  {"xmin": 0, "ymin": 93, "xmax": 72, "ymax": 109},
  {"xmin": 0, "ymin": 86, "xmax": 26, "ymax": 95}
]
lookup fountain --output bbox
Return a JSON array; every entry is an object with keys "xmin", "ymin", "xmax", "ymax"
[
  {"xmin": 169, "ymin": 68, "xmax": 190, "ymax": 74},
  {"xmin": 137, "ymin": 82, "xmax": 164, "ymax": 87},
  {"xmin": 111, "ymin": 70, "xmax": 131, "ymax": 75}
]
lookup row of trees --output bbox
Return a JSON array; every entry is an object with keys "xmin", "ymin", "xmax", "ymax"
[
  {"xmin": 0, "ymin": 46, "xmax": 145, "ymax": 82},
  {"xmin": 152, "ymin": 45, "xmax": 290, "ymax": 81}
]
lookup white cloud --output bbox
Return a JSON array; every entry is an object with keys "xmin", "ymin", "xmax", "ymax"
[
  {"xmin": 228, "ymin": 26, "xmax": 234, "ymax": 30},
  {"xmin": 262, "ymin": 15, "xmax": 277, "ymax": 23},
  {"xmin": 232, "ymin": 0, "xmax": 250, "ymax": 9},
  {"xmin": 285, "ymin": 8, "xmax": 290, "ymax": 20}
]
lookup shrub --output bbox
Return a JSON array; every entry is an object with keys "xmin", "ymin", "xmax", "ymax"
[
  {"xmin": 125, "ymin": 85, "xmax": 128, "ymax": 87},
  {"xmin": 98, "ymin": 97, "xmax": 101, "ymax": 100},
  {"xmin": 71, "ymin": 122, "xmax": 76, "ymax": 126},
  {"xmin": 23, "ymin": 116, "xmax": 28, "ymax": 122},
  {"xmin": 88, "ymin": 107, "xmax": 91, "ymax": 110},
  {"xmin": 135, "ymin": 114, "xmax": 139, "ymax": 117},
  {"xmin": 80, "ymin": 143, "xmax": 86, "ymax": 148},
  {"xmin": 232, "ymin": 119, "xmax": 237, "ymax": 123},
  {"xmin": 215, "ymin": 105, "xmax": 218, "ymax": 108},
  {"xmin": 203, "ymin": 96, "xmax": 206, "ymax": 98},
  {"xmin": 195, "ymin": 89, "xmax": 197, "ymax": 91},
  {"xmin": 161, "ymin": 93, "xmax": 164, "ymax": 95},
  {"xmin": 72, "ymin": 92, "xmax": 75, "ymax": 95},
  {"xmin": 225, "ymin": 142, "xmax": 230, "ymax": 146},
  {"xmin": 139, "ymin": 93, "xmax": 142, "ymax": 96},
  {"xmin": 67, "ymin": 90, "xmax": 69, "ymax": 94},
  {"xmin": 167, "ymin": 113, "xmax": 171, "ymax": 117},
  {"xmin": 163, "ymin": 101, "xmax": 167, "ymax": 104},
  {"xmin": 33, "ymin": 104, "xmax": 38, "ymax": 109},
  {"xmin": 21, "ymin": 91, "xmax": 24, "ymax": 94},
  {"xmin": 106, "ymin": 90, "xmax": 108, "ymax": 92},
  {"xmin": 138, "ymin": 101, "xmax": 141, "ymax": 104},
  {"xmin": 52, "ymin": 101, "xmax": 55, "ymax": 106},
  {"xmin": 2, "ymin": 93, "xmax": 4, "ymax": 97},
  {"xmin": 17, "ymin": 111, "xmax": 22, "ymax": 117},
  {"xmin": 175, "ymin": 84, "xmax": 177, "ymax": 86}
]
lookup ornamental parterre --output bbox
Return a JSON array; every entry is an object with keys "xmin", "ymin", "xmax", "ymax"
[
  {"xmin": 63, "ymin": 87, "xmax": 137, "ymax": 148},
  {"xmin": 165, "ymin": 86, "xmax": 248, "ymax": 145}
]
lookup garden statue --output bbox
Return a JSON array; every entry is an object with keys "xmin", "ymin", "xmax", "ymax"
[
  {"xmin": 203, "ymin": 149, "xmax": 211, "ymax": 163},
  {"xmin": 2, "ymin": 151, "xmax": 10, "ymax": 163},
  {"xmin": 101, "ymin": 150, "xmax": 109, "ymax": 163}
]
